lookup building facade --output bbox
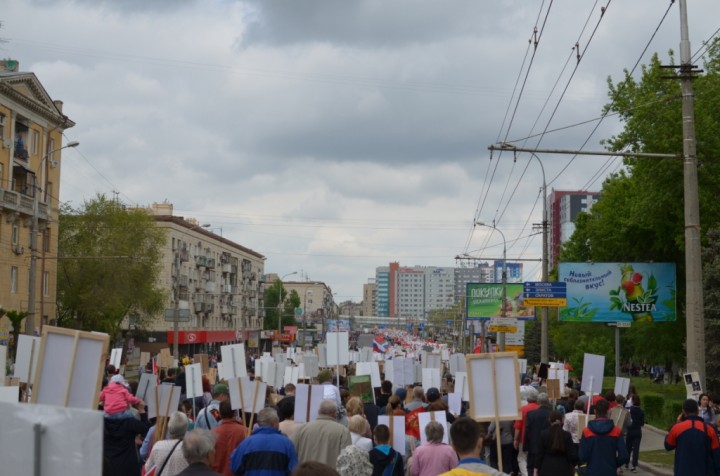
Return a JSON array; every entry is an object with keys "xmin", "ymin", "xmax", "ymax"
[
  {"xmin": 362, "ymin": 280, "xmax": 376, "ymax": 317},
  {"xmin": 547, "ymin": 189, "xmax": 601, "ymax": 265},
  {"xmin": 0, "ymin": 60, "xmax": 75, "ymax": 337},
  {"xmin": 145, "ymin": 203, "xmax": 266, "ymax": 351}
]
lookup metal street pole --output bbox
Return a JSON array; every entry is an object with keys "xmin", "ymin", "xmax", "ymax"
[
  {"xmin": 475, "ymin": 221, "xmax": 507, "ymax": 351},
  {"xmin": 528, "ymin": 152, "xmax": 549, "ymax": 363},
  {"xmin": 26, "ymin": 141, "xmax": 79, "ymax": 336},
  {"xmin": 678, "ymin": 0, "xmax": 705, "ymax": 387},
  {"xmin": 173, "ymin": 252, "xmax": 181, "ymax": 362}
]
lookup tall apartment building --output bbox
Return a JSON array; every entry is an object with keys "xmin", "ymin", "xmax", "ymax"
[
  {"xmin": 547, "ymin": 189, "xmax": 601, "ymax": 266},
  {"xmin": 0, "ymin": 60, "xmax": 75, "ymax": 337},
  {"xmin": 376, "ymin": 267, "xmax": 390, "ymax": 317},
  {"xmin": 454, "ymin": 261, "xmax": 523, "ymax": 304},
  {"xmin": 362, "ymin": 280, "xmax": 376, "ymax": 317},
  {"xmin": 146, "ymin": 203, "xmax": 265, "ymax": 351},
  {"xmin": 282, "ymin": 280, "xmax": 335, "ymax": 325}
]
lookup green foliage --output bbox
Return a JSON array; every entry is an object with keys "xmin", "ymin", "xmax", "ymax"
[
  {"xmin": 664, "ymin": 401, "xmax": 683, "ymax": 429},
  {"xmin": 263, "ymin": 280, "xmax": 299, "ymax": 331},
  {"xmin": 5, "ymin": 310, "xmax": 28, "ymax": 360},
  {"xmin": 56, "ymin": 195, "xmax": 166, "ymax": 338},
  {"xmin": 551, "ymin": 321, "xmax": 614, "ymax": 374},
  {"xmin": 704, "ymin": 226, "xmax": 720, "ymax": 394},
  {"xmin": 643, "ymin": 394, "xmax": 665, "ymax": 422}
]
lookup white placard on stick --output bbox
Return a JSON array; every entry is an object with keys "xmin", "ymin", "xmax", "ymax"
[
  {"xmin": 614, "ymin": 377, "xmax": 630, "ymax": 397},
  {"xmin": 109, "ymin": 348, "xmax": 122, "ymax": 370},
  {"xmin": 581, "ymin": 353, "xmax": 605, "ymax": 395},
  {"xmin": 317, "ymin": 344, "xmax": 327, "ymax": 368},
  {"xmin": 448, "ymin": 392, "xmax": 462, "ymax": 416},
  {"xmin": 140, "ymin": 351, "xmax": 151, "ymax": 368},
  {"xmin": 0, "ymin": 401, "xmax": 104, "ymax": 476},
  {"xmin": 0, "ymin": 345, "xmax": 6, "ymax": 385},
  {"xmin": 418, "ymin": 411, "xmax": 449, "ymax": 445},
  {"xmin": 32, "ymin": 326, "xmax": 109, "ymax": 409},
  {"xmin": 284, "ymin": 366, "xmax": 300, "ymax": 386},
  {"xmin": 449, "ymin": 353, "xmax": 467, "ymax": 376},
  {"xmin": 441, "ymin": 349, "xmax": 450, "ymax": 361},
  {"xmin": 356, "ymin": 362, "xmax": 382, "ymax": 388},
  {"xmin": 0, "ymin": 386, "xmax": 19, "ymax": 403},
  {"xmin": 185, "ymin": 363, "xmax": 203, "ymax": 400},
  {"xmin": 136, "ymin": 372, "xmax": 156, "ymax": 403},
  {"xmin": 423, "ymin": 352, "xmax": 442, "ymax": 370},
  {"xmin": 422, "ymin": 367, "xmax": 441, "ymax": 390},
  {"xmin": 229, "ymin": 377, "xmax": 267, "ymax": 415},
  {"xmin": 378, "ymin": 415, "xmax": 406, "ymax": 455},
  {"xmin": 148, "ymin": 383, "xmax": 181, "ymax": 419},
  {"xmin": 326, "ymin": 332, "xmax": 350, "ymax": 366},
  {"xmin": 466, "ymin": 352, "xmax": 521, "ymax": 421},
  {"xmin": 454, "ymin": 371, "xmax": 470, "ymax": 401},
  {"xmin": 15, "ymin": 335, "xmax": 41, "ymax": 384},
  {"xmin": 359, "ymin": 347, "xmax": 374, "ymax": 363},
  {"xmin": 294, "ymin": 383, "xmax": 325, "ymax": 423},
  {"xmin": 518, "ymin": 359, "xmax": 528, "ymax": 376},
  {"xmin": 221, "ymin": 344, "xmax": 247, "ymax": 379},
  {"xmin": 303, "ymin": 354, "xmax": 319, "ymax": 379}
]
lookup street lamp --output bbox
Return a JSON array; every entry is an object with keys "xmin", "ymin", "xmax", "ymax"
[
  {"xmin": 201, "ymin": 224, "xmax": 223, "ymax": 237},
  {"xmin": 527, "ymin": 152, "xmax": 549, "ymax": 364},
  {"xmin": 26, "ymin": 141, "xmax": 79, "ymax": 335},
  {"xmin": 475, "ymin": 221, "xmax": 507, "ymax": 351},
  {"xmin": 276, "ymin": 271, "xmax": 297, "ymax": 348}
]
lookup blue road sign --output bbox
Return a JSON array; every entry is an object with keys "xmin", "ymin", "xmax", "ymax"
[{"xmin": 524, "ymin": 282, "xmax": 567, "ymax": 298}]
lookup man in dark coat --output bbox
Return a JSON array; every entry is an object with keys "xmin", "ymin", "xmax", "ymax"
[
  {"xmin": 524, "ymin": 392, "xmax": 552, "ymax": 475},
  {"xmin": 579, "ymin": 398, "xmax": 629, "ymax": 475},
  {"xmin": 665, "ymin": 398, "xmax": 720, "ymax": 476},
  {"xmin": 103, "ymin": 402, "xmax": 151, "ymax": 476}
]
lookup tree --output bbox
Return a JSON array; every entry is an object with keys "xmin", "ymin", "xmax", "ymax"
[
  {"xmin": 263, "ymin": 280, "xmax": 299, "ymax": 332},
  {"xmin": 56, "ymin": 195, "xmax": 166, "ymax": 339},
  {"xmin": 559, "ymin": 42, "xmax": 720, "ymax": 376},
  {"xmin": 5, "ymin": 309, "xmax": 26, "ymax": 360},
  {"xmin": 704, "ymin": 226, "xmax": 720, "ymax": 394}
]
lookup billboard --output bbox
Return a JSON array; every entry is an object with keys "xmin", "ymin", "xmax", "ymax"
[
  {"xmin": 466, "ymin": 283, "xmax": 536, "ymax": 320},
  {"xmin": 326, "ymin": 319, "xmax": 351, "ymax": 332},
  {"xmin": 558, "ymin": 262, "xmax": 676, "ymax": 322}
]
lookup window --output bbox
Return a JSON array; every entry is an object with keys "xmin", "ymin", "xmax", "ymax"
[
  {"xmin": 31, "ymin": 129, "xmax": 39, "ymax": 156},
  {"xmin": 43, "ymin": 228, "xmax": 51, "ymax": 252},
  {"xmin": 10, "ymin": 266, "xmax": 18, "ymax": 293},
  {"xmin": 0, "ymin": 113, "xmax": 5, "ymax": 138},
  {"xmin": 43, "ymin": 271, "xmax": 50, "ymax": 296},
  {"xmin": 45, "ymin": 182, "xmax": 53, "ymax": 203},
  {"xmin": 0, "ymin": 163, "xmax": 3, "ymax": 189},
  {"xmin": 12, "ymin": 224, "xmax": 19, "ymax": 245}
]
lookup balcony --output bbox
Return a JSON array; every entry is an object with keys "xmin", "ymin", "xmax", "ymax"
[
  {"xmin": 206, "ymin": 258, "xmax": 216, "ymax": 269},
  {"xmin": 222, "ymin": 263, "xmax": 232, "ymax": 274},
  {"xmin": 194, "ymin": 301, "xmax": 205, "ymax": 313},
  {"xmin": 196, "ymin": 255, "xmax": 207, "ymax": 267},
  {"xmin": 222, "ymin": 284, "xmax": 234, "ymax": 294},
  {"xmin": 205, "ymin": 282, "xmax": 216, "ymax": 293},
  {"xmin": 177, "ymin": 275, "xmax": 189, "ymax": 289},
  {"xmin": 0, "ymin": 189, "xmax": 51, "ymax": 221}
]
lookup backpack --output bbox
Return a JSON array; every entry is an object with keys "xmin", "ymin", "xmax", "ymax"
[{"xmin": 382, "ymin": 451, "xmax": 399, "ymax": 476}]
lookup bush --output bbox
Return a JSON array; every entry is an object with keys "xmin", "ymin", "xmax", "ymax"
[
  {"xmin": 664, "ymin": 401, "xmax": 683, "ymax": 429},
  {"xmin": 644, "ymin": 393, "xmax": 665, "ymax": 422}
]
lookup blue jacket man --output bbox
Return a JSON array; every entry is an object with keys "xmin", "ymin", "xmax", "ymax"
[
  {"xmin": 665, "ymin": 398, "xmax": 720, "ymax": 476},
  {"xmin": 579, "ymin": 399, "xmax": 629, "ymax": 476},
  {"xmin": 230, "ymin": 407, "xmax": 297, "ymax": 476}
]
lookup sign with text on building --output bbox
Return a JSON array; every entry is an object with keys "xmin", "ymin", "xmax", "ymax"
[
  {"xmin": 488, "ymin": 317, "xmax": 518, "ymax": 333},
  {"xmin": 558, "ymin": 262, "xmax": 676, "ymax": 323},
  {"xmin": 466, "ymin": 283, "xmax": 536, "ymax": 320},
  {"xmin": 523, "ymin": 282, "xmax": 567, "ymax": 307}
]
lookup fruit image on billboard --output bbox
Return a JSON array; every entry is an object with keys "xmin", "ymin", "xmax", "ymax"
[{"xmin": 558, "ymin": 262, "xmax": 676, "ymax": 322}]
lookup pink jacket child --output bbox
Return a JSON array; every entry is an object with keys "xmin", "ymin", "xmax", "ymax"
[{"xmin": 100, "ymin": 375, "xmax": 142, "ymax": 419}]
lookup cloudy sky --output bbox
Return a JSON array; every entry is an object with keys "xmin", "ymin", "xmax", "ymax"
[{"xmin": 2, "ymin": 0, "xmax": 717, "ymax": 303}]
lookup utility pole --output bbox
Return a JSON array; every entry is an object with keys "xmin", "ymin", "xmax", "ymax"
[{"xmin": 678, "ymin": 0, "xmax": 705, "ymax": 387}]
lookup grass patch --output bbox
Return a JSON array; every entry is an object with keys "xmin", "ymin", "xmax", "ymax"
[{"xmin": 639, "ymin": 449, "xmax": 674, "ymax": 469}]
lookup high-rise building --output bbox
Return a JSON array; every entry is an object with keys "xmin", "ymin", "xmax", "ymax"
[
  {"xmin": 362, "ymin": 280, "xmax": 376, "ymax": 317},
  {"xmin": 0, "ymin": 59, "xmax": 75, "ymax": 336},
  {"xmin": 547, "ymin": 189, "xmax": 601, "ymax": 265},
  {"xmin": 375, "ymin": 266, "xmax": 390, "ymax": 317}
]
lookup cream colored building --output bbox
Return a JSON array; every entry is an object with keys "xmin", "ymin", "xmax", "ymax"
[
  {"xmin": 0, "ymin": 59, "xmax": 75, "ymax": 337},
  {"xmin": 143, "ymin": 203, "xmax": 265, "ymax": 350},
  {"xmin": 362, "ymin": 281, "xmax": 376, "ymax": 317}
]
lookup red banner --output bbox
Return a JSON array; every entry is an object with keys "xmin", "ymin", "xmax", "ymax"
[{"xmin": 166, "ymin": 330, "xmax": 241, "ymax": 344}]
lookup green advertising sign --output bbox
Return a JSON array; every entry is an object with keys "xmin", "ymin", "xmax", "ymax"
[{"xmin": 466, "ymin": 283, "xmax": 536, "ymax": 320}]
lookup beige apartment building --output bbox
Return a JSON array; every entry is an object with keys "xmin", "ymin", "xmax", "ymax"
[
  {"xmin": 142, "ymin": 203, "xmax": 265, "ymax": 352},
  {"xmin": 0, "ymin": 59, "xmax": 75, "ymax": 339}
]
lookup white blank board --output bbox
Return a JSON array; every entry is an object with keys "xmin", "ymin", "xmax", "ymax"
[
  {"xmin": 15, "ymin": 335, "xmax": 41, "ymax": 384},
  {"xmin": 147, "ymin": 384, "xmax": 181, "ymax": 419},
  {"xmin": 454, "ymin": 371, "xmax": 470, "ymax": 401},
  {"xmin": 326, "ymin": 332, "xmax": 350, "ymax": 366},
  {"xmin": 378, "ymin": 415, "xmax": 406, "ymax": 455},
  {"xmin": 0, "ymin": 345, "xmax": 6, "ymax": 384},
  {"xmin": 422, "ymin": 368, "xmax": 441, "ymax": 390},
  {"xmin": 356, "ymin": 362, "xmax": 382, "ymax": 388},
  {"xmin": 0, "ymin": 401, "xmax": 103, "ymax": 476},
  {"xmin": 418, "ymin": 411, "xmax": 449, "ymax": 445},
  {"xmin": 109, "ymin": 348, "xmax": 122, "ymax": 369},
  {"xmin": 294, "ymin": 384, "xmax": 325, "ymax": 423},
  {"xmin": 136, "ymin": 372, "xmax": 156, "ymax": 402},
  {"xmin": 221, "ymin": 344, "xmax": 247, "ymax": 379},
  {"xmin": 185, "ymin": 363, "xmax": 203, "ymax": 399},
  {"xmin": 467, "ymin": 353, "xmax": 521, "ymax": 421},
  {"xmin": 229, "ymin": 377, "xmax": 266, "ymax": 414},
  {"xmin": 318, "ymin": 344, "xmax": 327, "ymax": 368},
  {"xmin": 449, "ymin": 353, "xmax": 466, "ymax": 376},
  {"xmin": 581, "ymin": 353, "xmax": 605, "ymax": 395},
  {"xmin": 614, "ymin": 377, "xmax": 630, "ymax": 397},
  {"xmin": 0, "ymin": 386, "xmax": 19, "ymax": 402}
]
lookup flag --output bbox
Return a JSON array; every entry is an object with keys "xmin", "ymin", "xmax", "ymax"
[{"xmin": 373, "ymin": 340, "xmax": 387, "ymax": 353}]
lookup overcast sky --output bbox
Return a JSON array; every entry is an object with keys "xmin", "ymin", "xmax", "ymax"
[{"xmin": 2, "ymin": 1, "xmax": 717, "ymax": 302}]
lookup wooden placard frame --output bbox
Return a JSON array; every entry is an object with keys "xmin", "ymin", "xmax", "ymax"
[
  {"xmin": 546, "ymin": 378, "xmax": 561, "ymax": 401},
  {"xmin": 194, "ymin": 353, "xmax": 209, "ymax": 374},
  {"xmin": 31, "ymin": 326, "xmax": 109, "ymax": 409}
]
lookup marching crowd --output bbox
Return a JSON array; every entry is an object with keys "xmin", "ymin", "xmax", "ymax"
[{"xmin": 100, "ymin": 357, "xmax": 720, "ymax": 476}]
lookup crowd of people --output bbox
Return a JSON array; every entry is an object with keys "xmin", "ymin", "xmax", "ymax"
[{"xmin": 98, "ymin": 349, "xmax": 720, "ymax": 476}]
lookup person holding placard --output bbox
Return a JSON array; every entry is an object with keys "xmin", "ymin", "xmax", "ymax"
[
  {"xmin": 230, "ymin": 407, "xmax": 298, "ymax": 475},
  {"xmin": 196, "ymin": 384, "xmax": 230, "ymax": 430},
  {"xmin": 292, "ymin": 400, "xmax": 352, "ymax": 469},
  {"xmin": 535, "ymin": 410, "xmax": 577, "ymax": 476},
  {"xmin": 145, "ymin": 411, "xmax": 191, "ymax": 476},
  {"xmin": 368, "ymin": 424, "xmax": 404, "ymax": 476},
  {"xmin": 410, "ymin": 421, "xmax": 457, "ymax": 476},
  {"xmin": 211, "ymin": 401, "xmax": 246, "ymax": 476},
  {"xmin": 578, "ymin": 399, "xmax": 629, "ymax": 475},
  {"xmin": 439, "ymin": 417, "xmax": 507, "ymax": 476}
]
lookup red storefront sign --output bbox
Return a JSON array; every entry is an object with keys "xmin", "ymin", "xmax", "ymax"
[{"xmin": 167, "ymin": 330, "xmax": 241, "ymax": 344}]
